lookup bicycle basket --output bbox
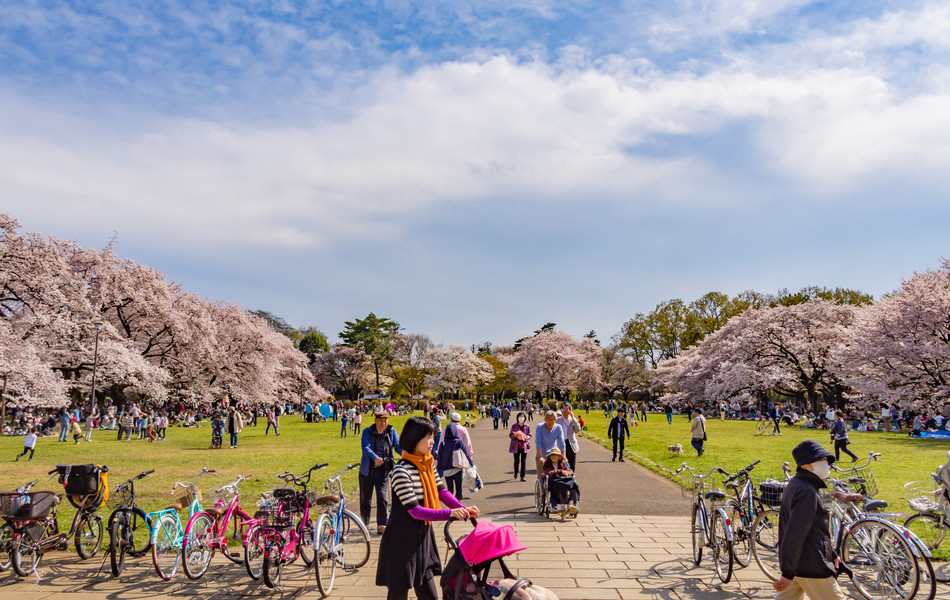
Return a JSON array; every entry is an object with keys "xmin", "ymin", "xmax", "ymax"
[
  {"xmin": 175, "ymin": 486, "xmax": 202, "ymax": 508},
  {"xmin": 0, "ymin": 491, "xmax": 58, "ymax": 521},
  {"xmin": 679, "ymin": 472, "xmax": 717, "ymax": 498},
  {"xmin": 255, "ymin": 508, "xmax": 293, "ymax": 529},
  {"xmin": 257, "ymin": 492, "xmax": 276, "ymax": 511},
  {"xmin": 906, "ymin": 481, "xmax": 943, "ymax": 513},
  {"xmin": 848, "ymin": 468, "xmax": 878, "ymax": 498},
  {"xmin": 305, "ymin": 490, "xmax": 319, "ymax": 507},
  {"xmin": 106, "ymin": 485, "xmax": 132, "ymax": 511},
  {"xmin": 756, "ymin": 480, "xmax": 788, "ymax": 507},
  {"xmin": 210, "ymin": 485, "xmax": 237, "ymax": 508}
]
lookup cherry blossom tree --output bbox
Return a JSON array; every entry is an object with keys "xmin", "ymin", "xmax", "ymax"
[
  {"xmin": 311, "ymin": 344, "xmax": 373, "ymax": 401},
  {"xmin": 0, "ymin": 319, "xmax": 69, "ymax": 414},
  {"xmin": 509, "ymin": 329, "xmax": 603, "ymax": 402},
  {"xmin": 423, "ymin": 345, "xmax": 495, "ymax": 399},
  {"xmin": 835, "ymin": 260, "xmax": 950, "ymax": 409},
  {"xmin": 654, "ymin": 299, "xmax": 855, "ymax": 412}
]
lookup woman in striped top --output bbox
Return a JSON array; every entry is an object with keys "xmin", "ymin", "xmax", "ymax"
[{"xmin": 376, "ymin": 416, "xmax": 479, "ymax": 600}]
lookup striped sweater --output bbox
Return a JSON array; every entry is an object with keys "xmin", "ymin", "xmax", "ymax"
[{"xmin": 390, "ymin": 460, "xmax": 447, "ymax": 510}]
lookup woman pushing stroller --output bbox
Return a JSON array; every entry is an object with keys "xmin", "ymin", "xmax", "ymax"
[
  {"xmin": 377, "ymin": 416, "xmax": 479, "ymax": 600},
  {"xmin": 542, "ymin": 447, "xmax": 580, "ymax": 517}
]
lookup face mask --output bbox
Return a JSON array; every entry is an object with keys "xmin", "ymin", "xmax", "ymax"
[
  {"xmin": 518, "ymin": 417, "xmax": 525, "ymax": 423},
  {"xmin": 810, "ymin": 460, "xmax": 832, "ymax": 480}
]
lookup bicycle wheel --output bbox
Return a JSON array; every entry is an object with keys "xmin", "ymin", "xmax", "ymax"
[
  {"xmin": 690, "ymin": 502, "xmax": 704, "ymax": 566},
  {"xmin": 534, "ymin": 478, "xmax": 545, "ymax": 515},
  {"xmin": 110, "ymin": 512, "xmax": 129, "ymax": 576},
  {"xmin": 904, "ymin": 513, "xmax": 946, "ymax": 552},
  {"xmin": 314, "ymin": 515, "xmax": 336, "ymax": 596},
  {"xmin": 182, "ymin": 512, "xmax": 214, "ymax": 580},
  {"xmin": 711, "ymin": 510, "xmax": 734, "ymax": 583},
  {"xmin": 75, "ymin": 513, "xmax": 103, "ymax": 559},
  {"xmin": 262, "ymin": 539, "xmax": 283, "ymax": 588},
  {"xmin": 842, "ymin": 519, "xmax": 919, "ymax": 600},
  {"xmin": 151, "ymin": 513, "xmax": 181, "ymax": 581},
  {"xmin": 751, "ymin": 509, "xmax": 781, "ymax": 581},
  {"xmin": 340, "ymin": 509, "xmax": 371, "ymax": 569},
  {"xmin": 11, "ymin": 534, "xmax": 42, "ymax": 578},
  {"xmin": 126, "ymin": 508, "xmax": 153, "ymax": 558},
  {"xmin": 0, "ymin": 523, "xmax": 13, "ymax": 571},
  {"xmin": 727, "ymin": 500, "xmax": 752, "ymax": 568},
  {"xmin": 221, "ymin": 511, "xmax": 245, "ymax": 564},
  {"xmin": 299, "ymin": 516, "xmax": 316, "ymax": 567},
  {"xmin": 917, "ymin": 554, "xmax": 937, "ymax": 600},
  {"xmin": 244, "ymin": 525, "xmax": 265, "ymax": 580},
  {"xmin": 755, "ymin": 422, "xmax": 766, "ymax": 436}
]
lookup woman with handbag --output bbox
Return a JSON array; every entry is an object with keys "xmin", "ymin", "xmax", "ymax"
[
  {"xmin": 509, "ymin": 411, "xmax": 531, "ymax": 481},
  {"xmin": 435, "ymin": 412, "xmax": 473, "ymax": 500}
]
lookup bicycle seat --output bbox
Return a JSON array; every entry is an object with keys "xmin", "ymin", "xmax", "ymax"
[
  {"xmin": 704, "ymin": 490, "xmax": 727, "ymax": 501},
  {"xmin": 314, "ymin": 494, "xmax": 340, "ymax": 505},
  {"xmin": 53, "ymin": 495, "xmax": 62, "ymax": 505},
  {"xmin": 864, "ymin": 499, "xmax": 888, "ymax": 512},
  {"xmin": 165, "ymin": 503, "xmax": 183, "ymax": 511},
  {"xmin": 205, "ymin": 506, "xmax": 225, "ymax": 516}
]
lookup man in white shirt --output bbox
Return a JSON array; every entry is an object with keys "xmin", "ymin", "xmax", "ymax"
[{"xmin": 557, "ymin": 403, "xmax": 583, "ymax": 472}]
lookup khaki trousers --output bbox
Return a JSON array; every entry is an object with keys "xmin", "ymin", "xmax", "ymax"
[{"xmin": 776, "ymin": 577, "xmax": 847, "ymax": 600}]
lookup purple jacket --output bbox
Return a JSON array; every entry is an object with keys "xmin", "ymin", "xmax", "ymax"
[{"xmin": 509, "ymin": 423, "xmax": 531, "ymax": 453}]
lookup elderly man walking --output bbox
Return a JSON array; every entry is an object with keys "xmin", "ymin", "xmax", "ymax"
[{"xmin": 359, "ymin": 411, "xmax": 401, "ymax": 535}]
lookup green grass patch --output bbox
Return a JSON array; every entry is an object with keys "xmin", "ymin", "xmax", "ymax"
[
  {"xmin": 0, "ymin": 415, "xmax": 415, "ymax": 529},
  {"xmin": 579, "ymin": 411, "xmax": 950, "ymax": 513}
]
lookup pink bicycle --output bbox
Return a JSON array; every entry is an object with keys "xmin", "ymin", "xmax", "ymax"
[{"xmin": 181, "ymin": 473, "xmax": 253, "ymax": 580}]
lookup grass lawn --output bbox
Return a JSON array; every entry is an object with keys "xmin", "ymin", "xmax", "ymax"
[
  {"xmin": 578, "ymin": 410, "xmax": 950, "ymax": 515},
  {"xmin": 0, "ymin": 413, "xmax": 416, "ymax": 531}
]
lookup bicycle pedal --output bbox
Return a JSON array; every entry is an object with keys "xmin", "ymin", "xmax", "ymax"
[{"xmin": 342, "ymin": 565, "xmax": 357, "ymax": 573}]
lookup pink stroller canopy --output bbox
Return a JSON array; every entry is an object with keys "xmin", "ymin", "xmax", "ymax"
[{"xmin": 458, "ymin": 521, "xmax": 527, "ymax": 566}]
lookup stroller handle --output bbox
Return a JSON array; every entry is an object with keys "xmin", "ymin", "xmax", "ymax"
[{"xmin": 444, "ymin": 515, "xmax": 479, "ymax": 549}]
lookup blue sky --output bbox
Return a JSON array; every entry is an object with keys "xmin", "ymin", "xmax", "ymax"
[{"xmin": 3, "ymin": 1, "xmax": 949, "ymax": 346}]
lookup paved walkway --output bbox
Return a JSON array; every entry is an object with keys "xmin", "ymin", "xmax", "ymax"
[
  {"xmin": 3, "ymin": 417, "xmax": 950, "ymax": 599},
  {"xmin": 466, "ymin": 417, "xmax": 690, "ymax": 515}
]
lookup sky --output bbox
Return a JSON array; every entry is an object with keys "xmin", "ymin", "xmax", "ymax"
[{"xmin": 2, "ymin": 1, "xmax": 950, "ymax": 347}]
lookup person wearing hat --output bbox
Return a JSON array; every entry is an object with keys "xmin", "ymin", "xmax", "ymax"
[
  {"xmin": 608, "ymin": 407, "xmax": 631, "ymax": 462},
  {"xmin": 775, "ymin": 441, "xmax": 863, "ymax": 600},
  {"xmin": 360, "ymin": 411, "xmax": 402, "ymax": 535},
  {"xmin": 436, "ymin": 412, "xmax": 474, "ymax": 499},
  {"xmin": 541, "ymin": 446, "xmax": 580, "ymax": 517}
]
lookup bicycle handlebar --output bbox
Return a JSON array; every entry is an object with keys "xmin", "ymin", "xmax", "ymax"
[
  {"xmin": 832, "ymin": 451, "xmax": 881, "ymax": 473},
  {"xmin": 15, "ymin": 479, "xmax": 40, "ymax": 493},
  {"xmin": 723, "ymin": 460, "xmax": 761, "ymax": 483},
  {"xmin": 676, "ymin": 464, "xmax": 727, "ymax": 478},
  {"xmin": 172, "ymin": 467, "xmax": 218, "ymax": 493}
]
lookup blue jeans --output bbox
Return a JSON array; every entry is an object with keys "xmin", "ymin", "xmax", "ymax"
[
  {"xmin": 666, "ymin": 413, "xmax": 673, "ymax": 424},
  {"xmin": 266, "ymin": 422, "xmax": 278, "ymax": 435},
  {"xmin": 691, "ymin": 438, "xmax": 704, "ymax": 456},
  {"xmin": 59, "ymin": 424, "xmax": 69, "ymax": 441},
  {"xmin": 230, "ymin": 433, "xmax": 238, "ymax": 447}
]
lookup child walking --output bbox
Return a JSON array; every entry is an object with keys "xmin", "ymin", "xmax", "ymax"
[
  {"xmin": 16, "ymin": 427, "xmax": 38, "ymax": 461},
  {"xmin": 70, "ymin": 418, "xmax": 83, "ymax": 444}
]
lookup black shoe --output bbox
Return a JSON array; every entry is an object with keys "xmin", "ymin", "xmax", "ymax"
[
  {"xmin": 619, "ymin": 457, "xmax": 625, "ymax": 462},
  {"xmin": 611, "ymin": 456, "xmax": 616, "ymax": 462}
]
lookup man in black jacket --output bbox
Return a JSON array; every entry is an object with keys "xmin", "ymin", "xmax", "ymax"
[
  {"xmin": 608, "ymin": 408, "xmax": 631, "ymax": 462},
  {"xmin": 775, "ymin": 440, "xmax": 862, "ymax": 600}
]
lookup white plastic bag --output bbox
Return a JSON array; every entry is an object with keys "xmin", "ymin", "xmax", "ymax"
[{"xmin": 462, "ymin": 465, "xmax": 482, "ymax": 494}]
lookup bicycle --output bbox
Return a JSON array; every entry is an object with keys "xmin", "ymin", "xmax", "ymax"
[
  {"xmin": 146, "ymin": 467, "xmax": 216, "ymax": 580},
  {"xmin": 181, "ymin": 472, "xmax": 253, "ymax": 580},
  {"xmin": 675, "ymin": 463, "xmax": 734, "ymax": 583},
  {"xmin": 247, "ymin": 463, "xmax": 328, "ymax": 587},
  {"xmin": 313, "ymin": 463, "xmax": 372, "ymax": 595},
  {"xmin": 903, "ymin": 450, "xmax": 950, "ymax": 552},
  {"xmin": 0, "ymin": 478, "xmax": 40, "ymax": 572},
  {"xmin": 721, "ymin": 459, "xmax": 765, "ymax": 568},
  {"xmin": 107, "ymin": 469, "xmax": 155, "ymax": 576},
  {"xmin": 828, "ymin": 473, "xmax": 931, "ymax": 600},
  {"xmin": 754, "ymin": 418, "xmax": 778, "ymax": 436},
  {"xmin": 5, "ymin": 464, "xmax": 109, "ymax": 578},
  {"xmin": 750, "ymin": 461, "xmax": 792, "ymax": 581},
  {"xmin": 832, "ymin": 451, "xmax": 882, "ymax": 498}
]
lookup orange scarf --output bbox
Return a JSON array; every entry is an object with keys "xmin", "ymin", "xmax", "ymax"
[{"xmin": 401, "ymin": 451, "xmax": 440, "ymax": 517}]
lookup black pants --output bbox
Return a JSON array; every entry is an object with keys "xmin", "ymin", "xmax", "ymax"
[
  {"xmin": 774, "ymin": 418, "xmax": 781, "ymax": 434},
  {"xmin": 566, "ymin": 445, "xmax": 577, "ymax": 471},
  {"xmin": 359, "ymin": 469, "xmax": 390, "ymax": 527},
  {"xmin": 502, "ymin": 418, "xmax": 509, "ymax": 428},
  {"xmin": 513, "ymin": 451, "xmax": 527, "ymax": 478},
  {"xmin": 16, "ymin": 446, "xmax": 34, "ymax": 460},
  {"xmin": 835, "ymin": 439, "xmax": 858, "ymax": 461},
  {"xmin": 444, "ymin": 471, "xmax": 462, "ymax": 499},
  {"xmin": 354, "ymin": 423, "xmax": 361, "ymax": 434},
  {"xmin": 493, "ymin": 417, "xmax": 499, "ymax": 429},
  {"xmin": 611, "ymin": 436, "xmax": 625, "ymax": 458},
  {"xmin": 386, "ymin": 573, "xmax": 438, "ymax": 600}
]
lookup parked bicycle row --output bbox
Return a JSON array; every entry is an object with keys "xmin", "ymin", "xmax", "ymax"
[
  {"xmin": 0, "ymin": 461, "xmax": 370, "ymax": 596},
  {"xmin": 677, "ymin": 445, "xmax": 950, "ymax": 600}
]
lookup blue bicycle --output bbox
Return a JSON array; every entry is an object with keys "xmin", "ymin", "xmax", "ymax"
[
  {"xmin": 147, "ymin": 467, "xmax": 217, "ymax": 580},
  {"xmin": 313, "ymin": 464, "xmax": 371, "ymax": 595}
]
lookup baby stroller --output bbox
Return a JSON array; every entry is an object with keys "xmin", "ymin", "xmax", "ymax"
[
  {"xmin": 441, "ymin": 518, "xmax": 559, "ymax": 600},
  {"xmin": 210, "ymin": 430, "xmax": 222, "ymax": 449}
]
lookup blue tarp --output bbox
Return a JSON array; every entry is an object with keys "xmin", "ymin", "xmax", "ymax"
[{"xmin": 918, "ymin": 430, "xmax": 950, "ymax": 439}]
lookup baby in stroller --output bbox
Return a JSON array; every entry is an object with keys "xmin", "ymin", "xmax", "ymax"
[
  {"xmin": 542, "ymin": 447, "xmax": 579, "ymax": 517},
  {"xmin": 210, "ymin": 413, "xmax": 223, "ymax": 449}
]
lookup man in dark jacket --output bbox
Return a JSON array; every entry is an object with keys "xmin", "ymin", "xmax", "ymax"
[
  {"xmin": 608, "ymin": 408, "xmax": 631, "ymax": 462},
  {"xmin": 775, "ymin": 440, "xmax": 861, "ymax": 600}
]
